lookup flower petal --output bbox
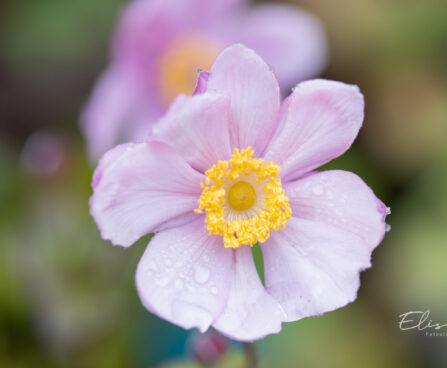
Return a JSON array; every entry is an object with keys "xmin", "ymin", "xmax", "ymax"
[
  {"xmin": 90, "ymin": 141, "xmax": 204, "ymax": 247},
  {"xmin": 213, "ymin": 246, "xmax": 284, "ymax": 341},
  {"xmin": 136, "ymin": 217, "xmax": 233, "ymax": 332},
  {"xmin": 206, "ymin": 44, "xmax": 280, "ymax": 155},
  {"xmin": 151, "ymin": 93, "xmax": 232, "ymax": 172},
  {"xmin": 263, "ymin": 79, "xmax": 364, "ymax": 182},
  {"xmin": 115, "ymin": 0, "xmax": 246, "ymax": 67},
  {"xmin": 81, "ymin": 66, "xmax": 154, "ymax": 161},
  {"xmin": 262, "ymin": 216, "xmax": 372, "ymax": 322},
  {"xmin": 232, "ymin": 4, "xmax": 327, "ymax": 88},
  {"xmin": 112, "ymin": 0, "xmax": 241, "ymax": 112},
  {"xmin": 284, "ymin": 170, "xmax": 387, "ymax": 251}
]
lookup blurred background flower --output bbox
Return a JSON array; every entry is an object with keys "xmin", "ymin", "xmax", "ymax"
[
  {"xmin": 0, "ymin": 0, "xmax": 446, "ymax": 367},
  {"xmin": 81, "ymin": 0, "xmax": 327, "ymax": 161}
]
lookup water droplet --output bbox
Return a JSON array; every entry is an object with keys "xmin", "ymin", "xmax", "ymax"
[
  {"xmin": 175, "ymin": 279, "xmax": 183, "ymax": 290},
  {"xmin": 194, "ymin": 264, "xmax": 210, "ymax": 284},
  {"xmin": 312, "ymin": 185, "xmax": 324, "ymax": 196},
  {"xmin": 385, "ymin": 224, "xmax": 391, "ymax": 232},
  {"xmin": 156, "ymin": 277, "xmax": 170, "ymax": 287},
  {"xmin": 386, "ymin": 207, "xmax": 391, "ymax": 215},
  {"xmin": 210, "ymin": 286, "xmax": 218, "ymax": 295}
]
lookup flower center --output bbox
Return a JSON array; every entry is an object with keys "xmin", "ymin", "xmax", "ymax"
[
  {"xmin": 228, "ymin": 181, "xmax": 256, "ymax": 211},
  {"xmin": 158, "ymin": 35, "xmax": 222, "ymax": 105},
  {"xmin": 195, "ymin": 147, "xmax": 292, "ymax": 248}
]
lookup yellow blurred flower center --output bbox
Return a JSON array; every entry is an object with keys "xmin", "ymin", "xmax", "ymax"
[
  {"xmin": 228, "ymin": 181, "xmax": 257, "ymax": 211},
  {"xmin": 158, "ymin": 35, "xmax": 222, "ymax": 104},
  {"xmin": 195, "ymin": 147, "xmax": 292, "ymax": 248}
]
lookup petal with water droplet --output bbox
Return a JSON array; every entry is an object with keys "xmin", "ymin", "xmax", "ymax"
[{"xmin": 136, "ymin": 217, "xmax": 233, "ymax": 332}]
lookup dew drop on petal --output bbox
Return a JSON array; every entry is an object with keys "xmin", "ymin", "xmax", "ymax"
[
  {"xmin": 156, "ymin": 277, "xmax": 170, "ymax": 287},
  {"xmin": 210, "ymin": 286, "xmax": 218, "ymax": 295},
  {"xmin": 312, "ymin": 184, "xmax": 324, "ymax": 196},
  {"xmin": 175, "ymin": 279, "xmax": 183, "ymax": 290},
  {"xmin": 194, "ymin": 264, "xmax": 210, "ymax": 284}
]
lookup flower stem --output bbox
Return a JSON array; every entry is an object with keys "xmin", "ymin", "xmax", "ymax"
[{"xmin": 244, "ymin": 342, "xmax": 259, "ymax": 368}]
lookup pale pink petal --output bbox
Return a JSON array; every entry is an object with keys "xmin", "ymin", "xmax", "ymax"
[
  {"xmin": 213, "ymin": 246, "xmax": 285, "ymax": 341},
  {"xmin": 152, "ymin": 212, "xmax": 199, "ymax": 233},
  {"xmin": 229, "ymin": 4, "xmax": 327, "ymax": 88},
  {"xmin": 284, "ymin": 170, "xmax": 387, "ymax": 251},
  {"xmin": 198, "ymin": 0, "xmax": 248, "ymax": 19},
  {"xmin": 81, "ymin": 66, "xmax": 143, "ymax": 161},
  {"xmin": 262, "ymin": 216, "xmax": 372, "ymax": 322},
  {"xmin": 111, "ymin": 0, "xmax": 241, "ymax": 114},
  {"xmin": 150, "ymin": 93, "xmax": 232, "ymax": 172},
  {"xmin": 206, "ymin": 44, "xmax": 280, "ymax": 155},
  {"xmin": 114, "ymin": 0, "xmax": 174, "ymax": 67},
  {"xmin": 136, "ymin": 217, "xmax": 233, "ymax": 332},
  {"xmin": 90, "ymin": 141, "xmax": 204, "ymax": 247},
  {"xmin": 263, "ymin": 79, "xmax": 364, "ymax": 182},
  {"xmin": 115, "ymin": 0, "xmax": 246, "ymax": 69}
]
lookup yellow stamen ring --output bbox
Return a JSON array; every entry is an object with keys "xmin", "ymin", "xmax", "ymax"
[{"xmin": 195, "ymin": 147, "xmax": 292, "ymax": 248}]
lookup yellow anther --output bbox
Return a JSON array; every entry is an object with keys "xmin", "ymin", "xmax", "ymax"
[{"xmin": 196, "ymin": 147, "xmax": 292, "ymax": 248}]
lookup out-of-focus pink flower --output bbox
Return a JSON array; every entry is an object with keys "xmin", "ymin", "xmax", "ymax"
[
  {"xmin": 90, "ymin": 45, "xmax": 387, "ymax": 341},
  {"xmin": 20, "ymin": 131, "xmax": 67, "ymax": 177},
  {"xmin": 189, "ymin": 331, "xmax": 228, "ymax": 366},
  {"xmin": 82, "ymin": 0, "xmax": 327, "ymax": 160}
]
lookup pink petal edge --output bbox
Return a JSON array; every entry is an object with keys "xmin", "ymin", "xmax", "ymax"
[
  {"xmin": 206, "ymin": 44, "xmax": 280, "ymax": 156},
  {"xmin": 263, "ymin": 79, "xmax": 365, "ymax": 182},
  {"xmin": 213, "ymin": 246, "xmax": 285, "ymax": 341},
  {"xmin": 136, "ymin": 217, "xmax": 234, "ymax": 332},
  {"xmin": 90, "ymin": 141, "xmax": 203, "ymax": 247}
]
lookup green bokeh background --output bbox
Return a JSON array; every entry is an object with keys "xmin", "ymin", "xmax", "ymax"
[{"xmin": 1, "ymin": 0, "xmax": 446, "ymax": 367}]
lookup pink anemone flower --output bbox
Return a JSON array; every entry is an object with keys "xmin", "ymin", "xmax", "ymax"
[
  {"xmin": 81, "ymin": 0, "xmax": 327, "ymax": 160},
  {"xmin": 90, "ymin": 45, "xmax": 388, "ymax": 342}
]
